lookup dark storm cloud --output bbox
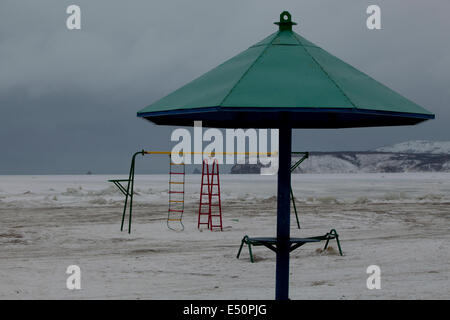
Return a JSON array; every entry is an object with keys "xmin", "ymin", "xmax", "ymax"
[{"xmin": 0, "ymin": 0, "xmax": 449, "ymax": 173}]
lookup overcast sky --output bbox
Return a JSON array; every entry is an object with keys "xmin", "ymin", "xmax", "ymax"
[{"xmin": 0, "ymin": 0, "xmax": 449, "ymax": 174}]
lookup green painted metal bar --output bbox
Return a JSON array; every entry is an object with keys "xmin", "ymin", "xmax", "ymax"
[
  {"xmin": 119, "ymin": 150, "xmax": 144, "ymax": 233},
  {"xmin": 290, "ymin": 187, "xmax": 300, "ymax": 229},
  {"xmin": 248, "ymin": 241, "xmax": 254, "ymax": 263},
  {"xmin": 236, "ymin": 236, "xmax": 255, "ymax": 263},
  {"xmin": 289, "ymin": 242, "xmax": 307, "ymax": 252},
  {"xmin": 323, "ymin": 229, "xmax": 343, "ymax": 256},
  {"xmin": 291, "ymin": 152, "xmax": 309, "ymax": 171},
  {"xmin": 237, "ymin": 229, "xmax": 342, "ymax": 263},
  {"xmin": 108, "ymin": 180, "xmax": 130, "ymax": 196},
  {"xmin": 308, "ymin": 229, "xmax": 343, "ymax": 256},
  {"xmin": 237, "ymin": 235, "xmax": 321, "ymax": 263},
  {"xmin": 128, "ymin": 159, "xmax": 135, "ymax": 234},
  {"xmin": 236, "ymin": 236, "xmax": 246, "ymax": 259},
  {"xmin": 290, "ymin": 152, "xmax": 309, "ymax": 229}
]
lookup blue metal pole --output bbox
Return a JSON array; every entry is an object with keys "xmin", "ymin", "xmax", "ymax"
[{"xmin": 275, "ymin": 126, "xmax": 292, "ymax": 300}]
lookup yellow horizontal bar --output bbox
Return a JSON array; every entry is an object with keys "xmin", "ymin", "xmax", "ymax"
[
  {"xmin": 145, "ymin": 151, "xmax": 172, "ymax": 155},
  {"xmin": 145, "ymin": 151, "xmax": 278, "ymax": 156},
  {"xmin": 169, "ymin": 181, "xmax": 184, "ymax": 184},
  {"xmin": 169, "ymin": 200, "xmax": 184, "ymax": 203}
]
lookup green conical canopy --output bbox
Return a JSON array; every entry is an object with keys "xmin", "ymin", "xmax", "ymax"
[{"xmin": 138, "ymin": 12, "xmax": 434, "ymax": 128}]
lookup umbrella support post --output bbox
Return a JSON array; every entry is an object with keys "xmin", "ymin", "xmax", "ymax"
[{"xmin": 275, "ymin": 126, "xmax": 292, "ymax": 300}]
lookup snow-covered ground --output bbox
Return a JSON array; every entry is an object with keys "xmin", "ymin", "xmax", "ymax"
[{"xmin": 0, "ymin": 173, "xmax": 449, "ymax": 299}]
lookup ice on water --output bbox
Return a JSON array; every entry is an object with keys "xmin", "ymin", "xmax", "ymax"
[{"xmin": 1, "ymin": 173, "xmax": 449, "ymax": 209}]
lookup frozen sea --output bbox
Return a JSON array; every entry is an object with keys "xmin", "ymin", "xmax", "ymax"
[{"xmin": 0, "ymin": 173, "xmax": 448, "ymax": 299}]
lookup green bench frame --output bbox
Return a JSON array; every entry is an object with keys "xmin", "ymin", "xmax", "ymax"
[{"xmin": 237, "ymin": 229, "xmax": 343, "ymax": 263}]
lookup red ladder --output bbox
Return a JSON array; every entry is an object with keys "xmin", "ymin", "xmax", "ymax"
[
  {"xmin": 209, "ymin": 159, "xmax": 223, "ymax": 231},
  {"xmin": 197, "ymin": 158, "xmax": 223, "ymax": 231}
]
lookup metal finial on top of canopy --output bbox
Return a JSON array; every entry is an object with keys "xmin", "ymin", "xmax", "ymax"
[{"xmin": 274, "ymin": 11, "xmax": 297, "ymax": 31}]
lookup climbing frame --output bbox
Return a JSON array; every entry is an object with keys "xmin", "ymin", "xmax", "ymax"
[{"xmin": 167, "ymin": 158, "xmax": 185, "ymax": 231}]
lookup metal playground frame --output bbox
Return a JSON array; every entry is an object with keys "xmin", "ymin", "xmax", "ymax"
[{"xmin": 109, "ymin": 150, "xmax": 309, "ymax": 233}]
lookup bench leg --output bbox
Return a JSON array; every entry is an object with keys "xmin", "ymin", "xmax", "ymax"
[
  {"xmin": 324, "ymin": 237, "xmax": 330, "ymax": 251},
  {"xmin": 248, "ymin": 243, "xmax": 254, "ymax": 263},
  {"xmin": 237, "ymin": 236, "xmax": 255, "ymax": 263},
  {"xmin": 335, "ymin": 235, "xmax": 343, "ymax": 256},
  {"xmin": 323, "ymin": 229, "xmax": 343, "ymax": 256},
  {"xmin": 237, "ymin": 238, "xmax": 245, "ymax": 259}
]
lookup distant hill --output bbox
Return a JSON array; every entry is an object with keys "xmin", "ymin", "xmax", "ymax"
[
  {"xmin": 374, "ymin": 140, "xmax": 450, "ymax": 154},
  {"xmin": 230, "ymin": 141, "xmax": 450, "ymax": 174}
]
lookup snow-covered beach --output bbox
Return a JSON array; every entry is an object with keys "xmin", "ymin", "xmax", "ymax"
[{"xmin": 0, "ymin": 173, "xmax": 449, "ymax": 299}]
